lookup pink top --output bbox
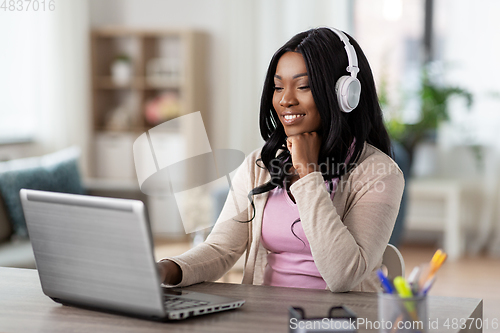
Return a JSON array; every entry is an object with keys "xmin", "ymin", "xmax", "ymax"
[
  {"xmin": 261, "ymin": 141, "xmax": 355, "ymax": 289},
  {"xmin": 261, "ymin": 185, "xmax": 327, "ymax": 289}
]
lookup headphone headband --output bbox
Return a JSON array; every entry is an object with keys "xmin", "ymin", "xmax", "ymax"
[{"xmin": 329, "ymin": 28, "xmax": 359, "ymax": 78}]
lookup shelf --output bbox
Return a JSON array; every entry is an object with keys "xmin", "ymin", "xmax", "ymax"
[
  {"xmin": 90, "ymin": 27, "xmax": 208, "ymax": 177},
  {"xmin": 143, "ymin": 80, "xmax": 182, "ymax": 90},
  {"xmin": 93, "ymin": 76, "xmax": 182, "ymax": 90},
  {"xmin": 93, "ymin": 76, "xmax": 142, "ymax": 89},
  {"xmin": 92, "ymin": 26, "xmax": 185, "ymax": 37},
  {"xmin": 89, "ymin": 28, "xmax": 208, "ymax": 238},
  {"xmin": 83, "ymin": 178, "xmax": 140, "ymax": 192}
]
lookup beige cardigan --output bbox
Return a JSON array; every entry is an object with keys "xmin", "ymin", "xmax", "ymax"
[{"xmin": 163, "ymin": 142, "xmax": 404, "ymax": 292}]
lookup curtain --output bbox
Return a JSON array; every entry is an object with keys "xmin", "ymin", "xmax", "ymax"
[{"xmin": 37, "ymin": 0, "xmax": 91, "ymax": 176}]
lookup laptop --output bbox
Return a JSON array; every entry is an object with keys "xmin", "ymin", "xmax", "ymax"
[{"xmin": 20, "ymin": 189, "xmax": 245, "ymax": 321}]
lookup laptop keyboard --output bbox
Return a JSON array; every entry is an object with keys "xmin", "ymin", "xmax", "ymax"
[{"xmin": 164, "ymin": 297, "xmax": 209, "ymax": 310}]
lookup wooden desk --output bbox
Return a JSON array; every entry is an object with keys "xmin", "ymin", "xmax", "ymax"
[{"xmin": 0, "ymin": 267, "xmax": 482, "ymax": 333}]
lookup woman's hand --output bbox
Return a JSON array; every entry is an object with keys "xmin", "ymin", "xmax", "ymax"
[
  {"xmin": 157, "ymin": 260, "xmax": 183, "ymax": 285},
  {"xmin": 286, "ymin": 132, "xmax": 321, "ymax": 178}
]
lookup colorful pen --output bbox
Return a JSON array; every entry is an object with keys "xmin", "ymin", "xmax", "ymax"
[
  {"xmin": 393, "ymin": 276, "xmax": 420, "ymax": 322},
  {"xmin": 420, "ymin": 276, "xmax": 436, "ymax": 296},
  {"xmin": 408, "ymin": 266, "xmax": 421, "ymax": 295},
  {"xmin": 419, "ymin": 249, "xmax": 447, "ymax": 289},
  {"xmin": 377, "ymin": 269, "xmax": 395, "ymax": 294},
  {"xmin": 394, "ymin": 276, "xmax": 413, "ymax": 298}
]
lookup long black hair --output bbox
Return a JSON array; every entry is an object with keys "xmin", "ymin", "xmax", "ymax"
[{"xmin": 245, "ymin": 27, "xmax": 391, "ymax": 221}]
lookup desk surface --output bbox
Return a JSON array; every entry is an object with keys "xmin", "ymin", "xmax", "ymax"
[{"xmin": 0, "ymin": 267, "xmax": 482, "ymax": 333}]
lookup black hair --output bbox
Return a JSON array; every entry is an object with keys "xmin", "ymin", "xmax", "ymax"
[{"xmin": 244, "ymin": 27, "xmax": 392, "ymax": 223}]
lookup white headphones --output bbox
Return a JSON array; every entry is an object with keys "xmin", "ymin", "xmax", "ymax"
[{"xmin": 329, "ymin": 28, "xmax": 361, "ymax": 113}]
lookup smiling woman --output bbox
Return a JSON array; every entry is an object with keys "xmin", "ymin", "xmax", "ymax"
[
  {"xmin": 273, "ymin": 52, "xmax": 322, "ymax": 137},
  {"xmin": 272, "ymin": 52, "xmax": 323, "ymax": 182},
  {"xmin": 158, "ymin": 27, "xmax": 405, "ymax": 293}
]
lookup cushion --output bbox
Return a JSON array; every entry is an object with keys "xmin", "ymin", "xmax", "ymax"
[{"xmin": 0, "ymin": 146, "xmax": 84, "ymax": 239}]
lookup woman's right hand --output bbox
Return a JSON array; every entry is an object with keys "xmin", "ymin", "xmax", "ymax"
[
  {"xmin": 157, "ymin": 260, "xmax": 183, "ymax": 285},
  {"xmin": 286, "ymin": 131, "xmax": 321, "ymax": 178}
]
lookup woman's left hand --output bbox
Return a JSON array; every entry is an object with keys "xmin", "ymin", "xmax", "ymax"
[{"xmin": 286, "ymin": 132, "xmax": 321, "ymax": 178}]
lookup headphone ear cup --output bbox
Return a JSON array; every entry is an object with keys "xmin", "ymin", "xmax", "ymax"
[{"xmin": 335, "ymin": 76, "xmax": 361, "ymax": 113}]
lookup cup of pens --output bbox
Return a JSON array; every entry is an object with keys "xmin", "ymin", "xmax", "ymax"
[
  {"xmin": 378, "ymin": 292, "xmax": 427, "ymax": 333},
  {"xmin": 377, "ymin": 249, "xmax": 447, "ymax": 333}
]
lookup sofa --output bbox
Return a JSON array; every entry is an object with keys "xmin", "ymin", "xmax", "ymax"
[{"xmin": 0, "ymin": 146, "xmax": 84, "ymax": 268}]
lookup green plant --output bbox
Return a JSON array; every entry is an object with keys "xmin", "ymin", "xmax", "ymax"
[
  {"xmin": 114, "ymin": 53, "xmax": 131, "ymax": 62},
  {"xmin": 384, "ymin": 67, "xmax": 473, "ymax": 162}
]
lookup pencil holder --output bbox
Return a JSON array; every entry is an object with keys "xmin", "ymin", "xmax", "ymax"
[{"xmin": 378, "ymin": 293, "xmax": 428, "ymax": 333}]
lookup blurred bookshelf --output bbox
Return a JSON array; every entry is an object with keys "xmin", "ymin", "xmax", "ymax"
[{"xmin": 89, "ymin": 27, "xmax": 208, "ymax": 239}]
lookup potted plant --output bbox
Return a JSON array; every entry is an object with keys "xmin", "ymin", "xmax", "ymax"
[
  {"xmin": 385, "ymin": 66, "xmax": 473, "ymax": 166},
  {"xmin": 380, "ymin": 65, "xmax": 473, "ymax": 245},
  {"xmin": 111, "ymin": 53, "xmax": 133, "ymax": 86}
]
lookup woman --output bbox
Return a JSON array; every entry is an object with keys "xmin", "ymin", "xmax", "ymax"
[{"xmin": 158, "ymin": 27, "xmax": 404, "ymax": 292}]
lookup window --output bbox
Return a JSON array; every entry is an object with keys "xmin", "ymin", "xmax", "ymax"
[
  {"xmin": 0, "ymin": 12, "xmax": 46, "ymax": 143},
  {"xmin": 354, "ymin": 0, "xmax": 425, "ymax": 123}
]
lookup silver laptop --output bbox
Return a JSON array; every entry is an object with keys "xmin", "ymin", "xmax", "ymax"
[{"xmin": 20, "ymin": 189, "xmax": 245, "ymax": 321}]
